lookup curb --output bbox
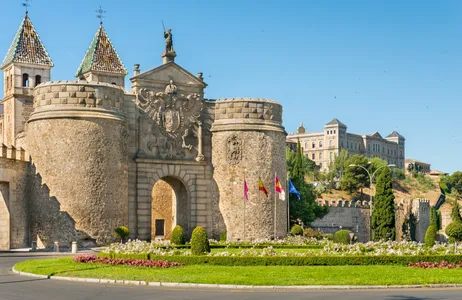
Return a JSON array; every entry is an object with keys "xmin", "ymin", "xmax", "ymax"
[{"xmin": 11, "ymin": 267, "xmax": 462, "ymax": 290}]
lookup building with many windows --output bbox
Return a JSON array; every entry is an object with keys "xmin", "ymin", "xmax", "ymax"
[{"xmin": 286, "ymin": 118, "xmax": 405, "ymax": 171}]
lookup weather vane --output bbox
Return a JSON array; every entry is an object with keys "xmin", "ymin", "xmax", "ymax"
[
  {"xmin": 22, "ymin": 0, "xmax": 31, "ymax": 14},
  {"xmin": 96, "ymin": 6, "xmax": 106, "ymax": 25}
]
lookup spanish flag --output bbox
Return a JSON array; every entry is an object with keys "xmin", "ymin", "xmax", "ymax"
[
  {"xmin": 275, "ymin": 175, "xmax": 283, "ymax": 193},
  {"xmin": 258, "ymin": 178, "xmax": 268, "ymax": 197}
]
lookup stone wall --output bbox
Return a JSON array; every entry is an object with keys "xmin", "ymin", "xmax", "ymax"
[
  {"xmin": 151, "ymin": 180, "xmax": 173, "ymax": 239},
  {"xmin": 0, "ymin": 146, "xmax": 29, "ymax": 250},
  {"xmin": 312, "ymin": 200, "xmax": 370, "ymax": 242},
  {"xmin": 26, "ymin": 81, "xmax": 128, "ymax": 246},
  {"xmin": 211, "ymin": 98, "xmax": 287, "ymax": 241}
]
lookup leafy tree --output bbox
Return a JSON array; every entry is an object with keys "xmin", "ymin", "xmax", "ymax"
[
  {"xmin": 287, "ymin": 141, "xmax": 328, "ymax": 227},
  {"xmin": 371, "ymin": 167, "xmax": 396, "ymax": 241},
  {"xmin": 328, "ymin": 149, "xmax": 349, "ymax": 184},
  {"xmin": 450, "ymin": 172, "xmax": 462, "ymax": 194},
  {"xmin": 424, "ymin": 225, "xmax": 437, "ymax": 247},
  {"xmin": 341, "ymin": 155, "xmax": 370, "ymax": 194},
  {"xmin": 450, "ymin": 201, "xmax": 462, "ymax": 223},
  {"xmin": 286, "ymin": 145, "xmax": 315, "ymax": 181},
  {"xmin": 368, "ymin": 157, "xmax": 387, "ymax": 176}
]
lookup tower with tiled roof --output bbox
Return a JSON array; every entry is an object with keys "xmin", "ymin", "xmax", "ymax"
[
  {"xmin": 75, "ymin": 21, "xmax": 127, "ymax": 88},
  {"xmin": 1, "ymin": 12, "xmax": 53, "ymax": 147}
]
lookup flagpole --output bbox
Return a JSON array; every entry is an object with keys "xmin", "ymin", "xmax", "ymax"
[
  {"xmin": 287, "ymin": 173, "xmax": 290, "ymax": 233},
  {"xmin": 243, "ymin": 174, "xmax": 246, "ymax": 242},
  {"xmin": 274, "ymin": 172, "xmax": 277, "ymax": 239}
]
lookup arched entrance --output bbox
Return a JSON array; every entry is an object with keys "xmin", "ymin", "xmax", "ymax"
[{"xmin": 151, "ymin": 176, "xmax": 189, "ymax": 240}]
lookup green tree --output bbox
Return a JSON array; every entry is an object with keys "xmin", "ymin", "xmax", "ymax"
[
  {"xmin": 450, "ymin": 172, "xmax": 462, "ymax": 194},
  {"xmin": 287, "ymin": 141, "xmax": 328, "ymax": 227},
  {"xmin": 430, "ymin": 208, "xmax": 441, "ymax": 230},
  {"xmin": 328, "ymin": 149, "xmax": 349, "ymax": 184},
  {"xmin": 450, "ymin": 201, "xmax": 462, "ymax": 222},
  {"xmin": 341, "ymin": 155, "xmax": 370, "ymax": 194},
  {"xmin": 372, "ymin": 167, "xmax": 396, "ymax": 241}
]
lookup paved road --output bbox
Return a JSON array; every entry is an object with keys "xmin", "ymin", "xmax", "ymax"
[{"xmin": 1, "ymin": 253, "xmax": 462, "ymax": 300}]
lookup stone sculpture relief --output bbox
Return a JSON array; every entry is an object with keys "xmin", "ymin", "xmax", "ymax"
[
  {"xmin": 138, "ymin": 81, "xmax": 204, "ymax": 160},
  {"xmin": 226, "ymin": 134, "xmax": 242, "ymax": 165}
]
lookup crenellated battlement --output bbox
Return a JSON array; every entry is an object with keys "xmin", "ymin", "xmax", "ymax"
[
  {"xmin": 29, "ymin": 81, "xmax": 126, "ymax": 122},
  {"xmin": 0, "ymin": 144, "xmax": 28, "ymax": 162},
  {"xmin": 317, "ymin": 199, "xmax": 371, "ymax": 208}
]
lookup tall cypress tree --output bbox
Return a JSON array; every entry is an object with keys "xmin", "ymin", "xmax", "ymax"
[
  {"xmin": 292, "ymin": 139, "xmax": 305, "ymax": 182},
  {"xmin": 372, "ymin": 167, "xmax": 396, "ymax": 241}
]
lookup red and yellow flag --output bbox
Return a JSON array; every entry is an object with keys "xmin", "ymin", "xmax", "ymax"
[
  {"xmin": 275, "ymin": 176, "xmax": 283, "ymax": 193},
  {"xmin": 258, "ymin": 178, "xmax": 268, "ymax": 197}
]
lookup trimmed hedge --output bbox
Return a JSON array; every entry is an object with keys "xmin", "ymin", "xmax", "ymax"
[
  {"xmin": 333, "ymin": 230, "xmax": 351, "ymax": 244},
  {"xmin": 153, "ymin": 244, "xmax": 323, "ymax": 250},
  {"xmin": 290, "ymin": 225, "xmax": 303, "ymax": 236},
  {"xmin": 190, "ymin": 226, "xmax": 210, "ymax": 255},
  {"xmin": 170, "ymin": 225, "xmax": 186, "ymax": 245},
  {"xmin": 99, "ymin": 252, "xmax": 462, "ymax": 266},
  {"xmin": 424, "ymin": 225, "xmax": 437, "ymax": 247}
]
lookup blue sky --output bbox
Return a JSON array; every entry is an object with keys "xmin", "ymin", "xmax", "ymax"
[{"xmin": 1, "ymin": 0, "xmax": 461, "ymax": 173}]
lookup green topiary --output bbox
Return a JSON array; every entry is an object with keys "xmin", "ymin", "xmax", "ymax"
[
  {"xmin": 190, "ymin": 226, "xmax": 210, "ymax": 255},
  {"xmin": 445, "ymin": 222, "xmax": 462, "ymax": 242},
  {"xmin": 303, "ymin": 228, "xmax": 324, "ymax": 239},
  {"xmin": 219, "ymin": 232, "xmax": 227, "ymax": 242},
  {"xmin": 333, "ymin": 229, "xmax": 351, "ymax": 244},
  {"xmin": 424, "ymin": 225, "xmax": 437, "ymax": 247},
  {"xmin": 114, "ymin": 226, "xmax": 130, "ymax": 243},
  {"xmin": 170, "ymin": 225, "xmax": 186, "ymax": 245},
  {"xmin": 325, "ymin": 233, "xmax": 334, "ymax": 241},
  {"xmin": 290, "ymin": 225, "xmax": 304, "ymax": 236}
]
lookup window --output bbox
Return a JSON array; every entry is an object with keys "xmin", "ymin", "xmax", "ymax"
[
  {"xmin": 22, "ymin": 73, "xmax": 29, "ymax": 87},
  {"xmin": 329, "ymin": 139, "xmax": 333, "ymax": 147},
  {"xmin": 334, "ymin": 130, "xmax": 336, "ymax": 134},
  {"xmin": 319, "ymin": 153, "xmax": 322, "ymax": 160},
  {"xmin": 319, "ymin": 141, "xmax": 323, "ymax": 148},
  {"xmin": 354, "ymin": 143, "xmax": 357, "ymax": 150},
  {"xmin": 304, "ymin": 142, "xmax": 308, "ymax": 150},
  {"xmin": 312, "ymin": 153, "xmax": 315, "ymax": 160},
  {"xmin": 35, "ymin": 75, "xmax": 42, "ymax": 86},
  {"xmin": 347, "ymin": 141, "xmax": 349, "ymax": 148},
  {"xmin": 368, "ymin": 144, "xmax": 370, "ymax": 151},
  {"xmin": 155, "ymin": 219, "xmax": 165, "ymax": 236}
]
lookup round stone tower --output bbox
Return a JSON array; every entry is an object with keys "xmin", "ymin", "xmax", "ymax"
[
  {"xmin": 26, "ymin": 81, "xmax": 128, "ymax": 246},
  {"xmin": 211, "ymin": 98, "xmax": 287, "ymax": 241}
]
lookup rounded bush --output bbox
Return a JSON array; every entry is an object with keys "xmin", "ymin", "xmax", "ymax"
[
  {"xmin": 114, "ymin": 226, "xmax": 130, "ymax": 242},
  {"xmin": 303, "ymin": 228, "xmax": 324, "ymax": 239},
  {"xmin": 170, "ymin": 225, "xmax": 186, "ymax": 245},
  {"xmin": 445, "ymin": 222, "xmax": 462, "ymax": 242},
  {"xmin": 325, "ymin": 234, "xmax": 334, "ymax": 241},
  {"xmin": 424, "ymin": 225, "xmax": 437, "ymax": 247},
  {"xmin": 219, "ymin": 232, "xmax": 227, "ymax": 242},
  {"xmin": 290, "ymin": 225, "xmax": 304, "ymax": 236},
  {"xmin": 333, "ymin": 230, "xmax": 351, "ymax": 244},
  {"xmin": 190, "ymin": 226, "xmax": 210, "ymax": 255}
]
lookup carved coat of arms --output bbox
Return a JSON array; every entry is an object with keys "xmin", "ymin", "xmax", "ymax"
[
  {"xmin": 137, "ymin": 81, "xmax": 203, "ymax": 159},
  {"xmin": 226, "ymin": 134, "xmax": 242, "ymax": 165}
]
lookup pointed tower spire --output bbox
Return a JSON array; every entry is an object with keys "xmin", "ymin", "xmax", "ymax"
[
  {"xmin": 1, "ymin": 13, "xmax": 53, "ymax": 69},
  {"xmin": 75, "ymin": 15, "xmax": 127, "ymax": 87}
]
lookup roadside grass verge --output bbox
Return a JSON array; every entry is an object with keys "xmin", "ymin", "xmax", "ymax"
[{"xmin": 14, "ymin": 258, "xmax": 462, "ymax": 286}]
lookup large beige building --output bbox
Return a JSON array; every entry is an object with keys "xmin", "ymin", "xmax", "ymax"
[{"xmin": 287, "ymin": 119, "xmax": 405, "ymax": 171}]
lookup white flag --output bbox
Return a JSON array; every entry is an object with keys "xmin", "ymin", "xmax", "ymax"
[{"xmin": 279, "ymin": 190, "xmax": 285, "ymax": 201}]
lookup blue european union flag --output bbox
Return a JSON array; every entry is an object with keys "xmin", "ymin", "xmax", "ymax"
[{"xmin": 288, "ymin": 179, "xmax": 301, "ymax": 200}]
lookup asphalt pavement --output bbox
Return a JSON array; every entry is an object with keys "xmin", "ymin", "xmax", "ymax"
[{"xmin": 1, "ymin": 252, "xmax": 462, "ymax": 300}]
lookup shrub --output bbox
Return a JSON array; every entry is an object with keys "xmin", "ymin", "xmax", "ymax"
[
  {"xmin": 424, "ymin": 225, "xmax": 437, "ymax": 247},
  {"xmin": 325, "ymin": 234, "xmax": 334, "ymax": 241},
  {"xmin": 219, "ymin": 232, "xmax": 227, "ymax": 242},
  {"xmin": 290, "ymin": 225, "xmax": 304, "ymax": 236},
  {"xmin": 170, "ymin": 225, "xmax": 186, "ymax": 245},
  {"xmin": 114, "ymin": 226, "xmax": 130, "ymax": 242},
  {"xmin": 303, "ymin": 228, "xmax": 324, "ymax": 239},
  {"xmin": 333, "ymin": 230, "xmax": 351, "ymax": 244},
  {"xmin": 445, "ymin": 222, "xmax": 462, "ymax": 242},
  {"xmin": 451, "ymin": 202, "xmax": 462, "ymax": 222},
  {"xmin": 190, "ymin": 226, "xmax": 210, "ymax": 255}
]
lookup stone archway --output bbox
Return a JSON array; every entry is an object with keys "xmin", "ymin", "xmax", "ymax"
[{"xmin": 151, "ymin": 176, "xmax": 190, "ymax": 240}]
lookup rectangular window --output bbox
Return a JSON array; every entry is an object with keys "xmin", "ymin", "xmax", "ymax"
[
  {"xmin": 312, "ymin": 153, "xmax": 315, "ymax": 160},
  {"xmin": 155, "ymin": 219, "xmax": 165, "ymax": 236}
]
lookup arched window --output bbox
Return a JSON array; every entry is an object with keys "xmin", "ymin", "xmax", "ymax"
[
  {"xmin": 304, "ymin": 142, "xmax": 308, "ymax": 150},
  {"xmin": 329, "ymin": 140, "xmax": 333, "ymax": 147},
  {"xmin": 312, "ymin": 141, "xmax": 315, "ymax": 149},
  {"xmin": 319, "ymin": 141, "xmax": 323, "ymax": 148},
  {"xmin": 35, "ymin": 75, "xmax": 42, "ymax": 86},
  {"xmin": 22, "ymin": 73, "xmax": 29, "ymax": 87}
]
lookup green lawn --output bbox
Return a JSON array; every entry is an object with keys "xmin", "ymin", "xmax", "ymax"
[{"xmin": 14, "ymin": 258, "xmax": 462, "ymax": 286}]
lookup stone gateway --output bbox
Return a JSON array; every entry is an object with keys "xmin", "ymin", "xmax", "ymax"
[{"xmin": 0, "ymin": 12, "xmax": 287, "ymax": 249}]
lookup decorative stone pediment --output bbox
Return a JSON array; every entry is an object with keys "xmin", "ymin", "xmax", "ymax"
[{"xmin": 130, "ymin": 62, "xmax": 206, "ymax": 89}]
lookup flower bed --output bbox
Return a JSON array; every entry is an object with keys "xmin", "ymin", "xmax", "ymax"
[
  {"xmin": 408, "ymin": 261, "xmax": 462, "ymax": 269},
  {"xmin": 73, "ymin": 254, "xmax": 183, "ymax": 268},
  {"xmin": 103, "ymin": 239, "xmax": 462, "ymax": 257}
]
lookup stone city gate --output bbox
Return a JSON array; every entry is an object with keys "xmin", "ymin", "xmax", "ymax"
[{"xmin": 134, "ymin": 159, "xmax": 213, "ymax": 240}]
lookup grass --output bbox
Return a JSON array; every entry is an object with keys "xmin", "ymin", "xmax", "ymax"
[{"xmin": 15, "ymin": 257, "xmax": 462, "ymax": 286}]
